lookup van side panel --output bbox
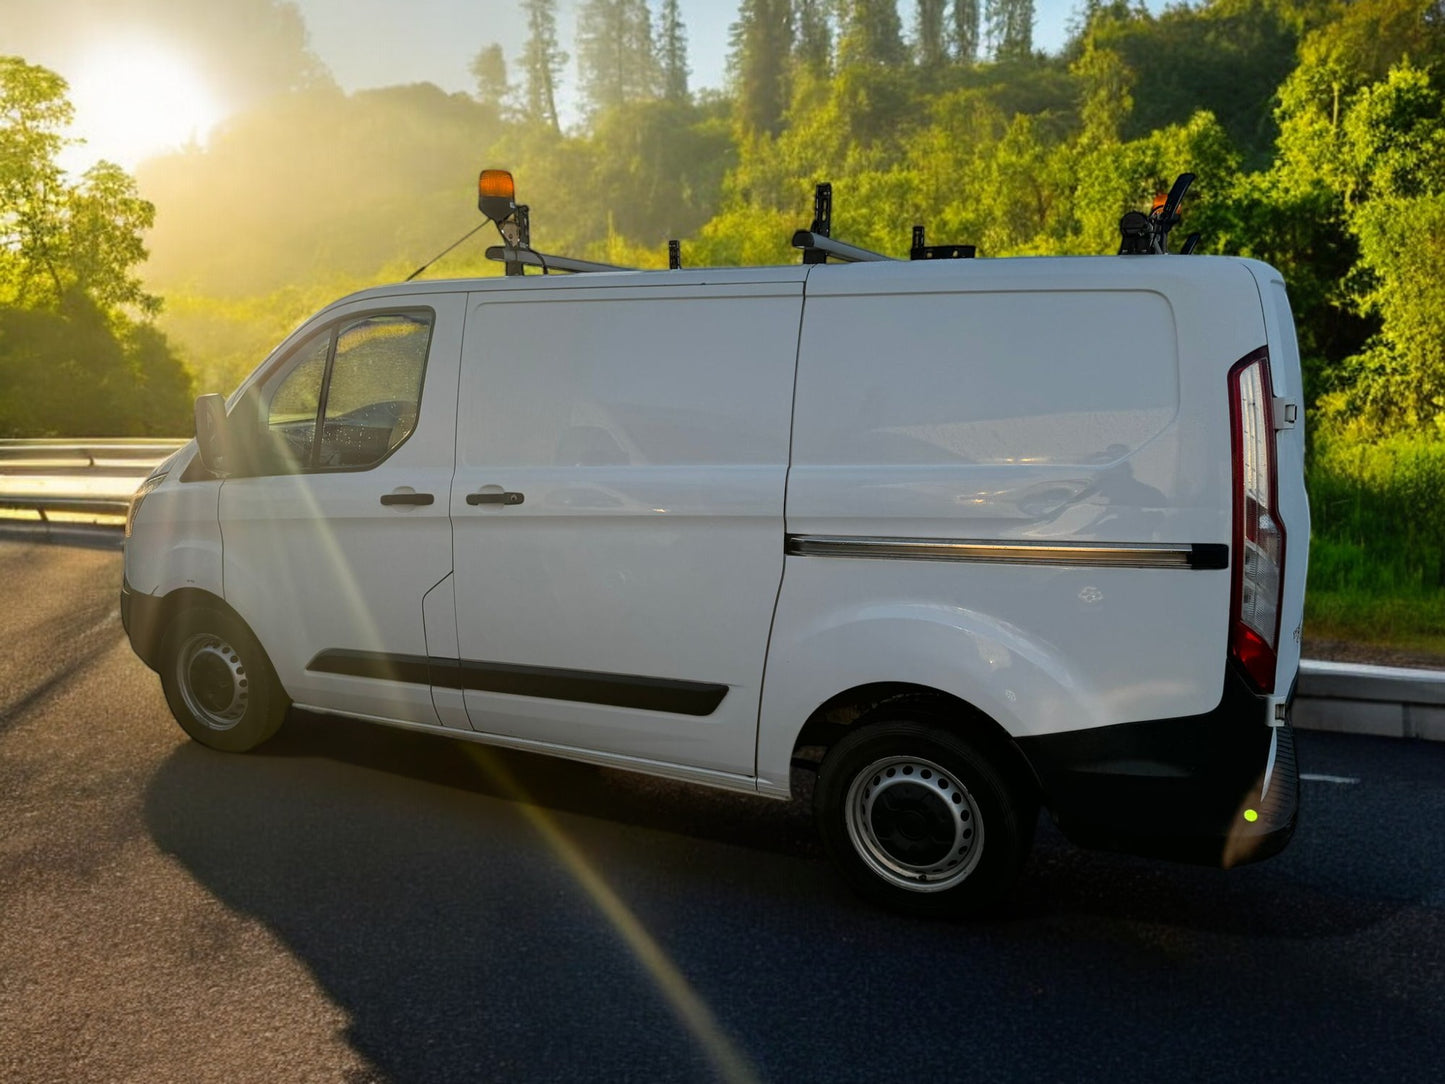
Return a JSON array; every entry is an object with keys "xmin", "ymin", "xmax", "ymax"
[
  {"xmin": 759, "ymin": 260, "xmax": 1267, "ymax": 790},
  {"xmin": 451, "ymin": 283, "xmax": 803, "ymax": 776}
]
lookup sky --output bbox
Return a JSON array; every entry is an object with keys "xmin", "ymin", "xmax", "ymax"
[
  {"xmin": 296, "ymin": 0, "xmax": 1095, "ymax": 113},
  {"xmin": 1, "ymin": 0, "xmax": 1153, "ymax": 173}
]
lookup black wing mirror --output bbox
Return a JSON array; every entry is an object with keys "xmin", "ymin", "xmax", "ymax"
[{"xmin": 194, "ymin": 393, "xmax": 231, "ymax": 475}]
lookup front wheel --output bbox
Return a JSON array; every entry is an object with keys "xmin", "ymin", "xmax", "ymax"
[
  {"xmin": 815, "ymin": 708, "xmax": 1036, "ymax": 916},
  {"xmin": 158, "ymin": 605, "xmax": 288, "ymax": 752}
]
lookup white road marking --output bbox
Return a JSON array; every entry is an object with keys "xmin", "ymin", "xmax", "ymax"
[{"xmin": 1300, "ymin": 773, "xmax": 1360, "ymax": 784}]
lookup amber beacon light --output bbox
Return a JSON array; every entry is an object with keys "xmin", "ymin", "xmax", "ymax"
[{"xmin": 478, "ymin": 169, "xmax": 516, "ymax": 223}]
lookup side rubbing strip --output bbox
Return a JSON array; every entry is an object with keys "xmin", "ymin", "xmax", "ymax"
[
  {"xmin": 785, "ymin": 535, "xmax": 1229, "ymax": 570},
  {"xmin": 307, "ymin": 650, "xmax": 728, "ymax": 716}
]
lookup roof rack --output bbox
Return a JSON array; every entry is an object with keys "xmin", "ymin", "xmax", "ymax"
[
  {"xmin": 444, "ymin": 168, "xmax": 1221, "ymax": 280},
  {"xmin": 484, "ymin": 245, "xmax": 633, "ymax": 275},
  {"xmin": 790, "ymin": 183, "xmax": 977, "ymax": 265},
  {"xmin": 1118, "ymin": 173, "xmax": 1196, "ymax": 255}
]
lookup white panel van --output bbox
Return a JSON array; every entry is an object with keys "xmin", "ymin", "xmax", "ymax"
[{"xmin": 123, "ymin": 207, "xmax": 1308, "ymax": 915}]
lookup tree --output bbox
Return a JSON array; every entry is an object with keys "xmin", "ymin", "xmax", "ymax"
[
  {"xmin": 0, "ymin": 57, "xmax": 191, "ymax": 436},
  {"xmin": 576, "ymin": 0, "xmax": 661, "ymax": 117},
  {"xmin": 838, "ymin": 0, "xmax": 908, "ymax": 68},
  {"xmin": 986, "ymin": 0, "xmax": 1033, "ymax": 62},
  {"xmin": 0, "ymin": 57, "xmax": 159, "ymax": 314},
  {"xmin": 795, "ymin": 0, "xmax": 834, "ymax": 75},
  {"xmin": 659, "ymin": 0, "xmax": 690, "ymax": 103},
  {"xmin": 952, "ymin": 0, "xmax": 980, "ymax": 65},
  {"xmin": 0, "ymin": 57, "xmax": 72, "ymax": 306},
  {"xmin": 469, "ymin": 43, "xmax": 510, "ymax": 107},
  {"xmin": 729, "ymin": 0, "xmax": 794, "ymax": 136},
  {"xmin": 520, "ymin": 0, "xmax": 567, "ymax": 132},
  {"xmin": 916, "ymin": 0, "xmax": 949, "ymax": 68}
]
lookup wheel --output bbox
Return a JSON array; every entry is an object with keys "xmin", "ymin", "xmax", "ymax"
[
  {"xmin": 158, "ymin": 605, "xmax": 288, "ymax": 752},
  {"xmin": 814, "ymin": 704, "xmax": 1036, "ymax": 916}
]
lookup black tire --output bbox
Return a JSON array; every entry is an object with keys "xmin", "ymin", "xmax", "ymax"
[
  {"xmin": 814, "ymin": 703, "xmax": 1037, "ymax": 917},
  {"xmin": 158, "ymin": 604, "xmax": 289, "ymax": 752}
]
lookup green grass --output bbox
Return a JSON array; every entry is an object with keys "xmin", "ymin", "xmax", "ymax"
[{"xmin": 1304, "ymin": 430, "xmax": 1445, "ymax": 657}]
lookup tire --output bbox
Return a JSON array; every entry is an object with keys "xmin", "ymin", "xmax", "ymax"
[
  {"xmin": 158, "ymin": 604, "xmax": 289, "ymax": 752},
  {"xmin": 814, "ymin": 704, "xmax": 1037, "ymax": 917}
]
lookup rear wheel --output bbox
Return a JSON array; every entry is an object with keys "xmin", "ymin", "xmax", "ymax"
[
  {"xmin": 158, "ymin": 605, "xmax": 288, "ymax": 752},
  {"xmin": 815, "ymin": 705, "xmax": 1036, "ymax": 916}
]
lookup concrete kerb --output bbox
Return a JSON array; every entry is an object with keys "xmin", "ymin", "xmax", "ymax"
[{"xmin": 1295, "ymin": 660, "xmax": 1445, "ymax": 741}]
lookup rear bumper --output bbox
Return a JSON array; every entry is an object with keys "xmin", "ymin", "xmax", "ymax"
[
  {"xmin": 1017, "ymin": 666, "xmax": 1298, "ymax": 867},
  {"xmin": 120, "ymin": 578, "xmax": 165, "ymax": 672}
]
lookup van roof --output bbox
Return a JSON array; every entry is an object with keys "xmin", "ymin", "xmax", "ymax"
[{"xmin": 329, "ymin": 253, "xmax": 1269, "ymax": 309}]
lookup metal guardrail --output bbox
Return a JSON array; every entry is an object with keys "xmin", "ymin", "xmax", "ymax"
[{"xmin": 0, "ymin": 439, "xmax": 186, "ymax": 518}]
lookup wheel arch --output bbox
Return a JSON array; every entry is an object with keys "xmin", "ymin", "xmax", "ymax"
[
  {"xmin": 132, "ymin": 587, "xmax": 268, "ymax": 677},
  {"xmin": 790, "ymin": 682, "xmax": 1043, "ymax": 802}
]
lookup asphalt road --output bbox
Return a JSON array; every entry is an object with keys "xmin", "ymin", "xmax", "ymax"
[{"xmin": 1, "ymin": 533, "xmax": 1443, "ymax": 1083}]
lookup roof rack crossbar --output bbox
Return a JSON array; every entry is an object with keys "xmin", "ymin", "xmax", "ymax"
[
  {"xmin": 791, "ymin": 230, "xmax": 895, "ymax": 264},
  {"xmin": 484, "ymin": 246, "xmax": 634, "ymax": 274}
]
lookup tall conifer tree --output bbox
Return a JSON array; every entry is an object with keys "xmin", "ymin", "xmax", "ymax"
[
  {"xmin": 794, "ymin": 0, "xmax": 834, "ymax": 75},
  {"xmin": 659, "ymin": 0, "xmax": 690, "ymax": 102},
  {"xmin": 985, "ymin": 0, "xmax": 1033, "ymax": 61},
  {"xmin": 952, "ymin": 0, "xmax": 979, "ymax": 64},
  {"xmin": 521, "ymin": 0, "xmax": 566, "ymax": 131},
  {"xmin": 728, "ymin": 0, "xmax": 794, "ymax": 136},
  {"xmin": 915, "ymin": 0, "xmax": 948, "ymax": 67},
  {"xmin": 577, "ymin": 0, "xmax": 660, "ymax": 116},
  {"xmin": 838, "ymin": 0, "xmax": 908, "ymax": 67}
]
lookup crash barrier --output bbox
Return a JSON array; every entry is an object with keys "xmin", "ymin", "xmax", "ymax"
[
  {"xmin": 1295, "ymin": 660, "xmax": 1445, "ymax": 742},
  {"xmin": 0, "ymin": 439, "xmax": 184, "ymax": 518}
]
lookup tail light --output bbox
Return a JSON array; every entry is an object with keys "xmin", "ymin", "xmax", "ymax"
[{"xmin": 1228, "ymin": 348, "xmax": 1285, "ymax": 693}]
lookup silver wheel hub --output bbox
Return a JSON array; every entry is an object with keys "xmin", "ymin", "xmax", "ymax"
[
  {"xmin": 176, "ymin": 633, "xmax": 250, "ymax": 731},
  {"xmin": 845, "ymin": 755, "xmax": 984, "ymax": 893}
]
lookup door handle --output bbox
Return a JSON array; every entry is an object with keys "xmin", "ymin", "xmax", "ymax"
[
  {"xmin": 466, "ymin": 490, "xmax": 525, "ymax": 506},
  {"xmin": 379, "ymin": 491, "xmax": 434, "ymax": 506}
]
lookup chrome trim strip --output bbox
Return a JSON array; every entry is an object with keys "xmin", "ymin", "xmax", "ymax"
[{"xmin": 785, "ymin": 535, "xmax": 1224, "ymax": 570}]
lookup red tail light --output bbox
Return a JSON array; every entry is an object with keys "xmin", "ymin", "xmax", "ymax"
[{"xmin": 1228, "ymin": 348, "xmax": 1285, "ymax": 693}]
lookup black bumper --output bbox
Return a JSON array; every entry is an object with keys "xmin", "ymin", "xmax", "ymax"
[
  {"xmin": 120, "ymin": 578, "xmax": 166, "ymax": 672},
  {"xmin": 1017, "ymin": 666, "xmax": 1298, "ymax": 867}
]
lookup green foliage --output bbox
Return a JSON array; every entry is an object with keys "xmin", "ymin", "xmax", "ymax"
[
  {"xmin": 0, "ymin": 290, "xmax": 191, "ymax": 436},
  {"xmin": 838, "ymin": 1, "xmax": 908, "ymax": 68},
  {"xmin": 0, "ymin": 57, "xmax": 190, "ymax": 436}
]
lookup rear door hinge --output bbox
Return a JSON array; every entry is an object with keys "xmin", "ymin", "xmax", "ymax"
[{"xmin": 1273, "ymin": 398, "xmax": 1298, "ymax": 430}]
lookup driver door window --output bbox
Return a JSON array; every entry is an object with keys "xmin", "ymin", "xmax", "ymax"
[{"xmin": 258, "ymin": 310, "xmax": 432, "ymax": 474}]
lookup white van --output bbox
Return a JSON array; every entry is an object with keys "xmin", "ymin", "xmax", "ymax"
[{"xmin": 123, "ymin": 179, "xmax": 1308, "ymax": 914}]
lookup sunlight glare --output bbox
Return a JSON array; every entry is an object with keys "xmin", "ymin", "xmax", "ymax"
[{"xmin": 62, "ymin": 39, "xmax": 224, "ymax": 174}]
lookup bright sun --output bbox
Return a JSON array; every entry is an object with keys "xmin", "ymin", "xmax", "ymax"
[{"xmin": 62, "ymin": 40, "xmax": 224, "ymax": 174}]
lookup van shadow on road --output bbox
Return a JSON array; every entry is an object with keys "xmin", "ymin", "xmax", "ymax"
[{"xmin": 142, "ymin": 717, "xmax": 1444, "ymax": 1083}]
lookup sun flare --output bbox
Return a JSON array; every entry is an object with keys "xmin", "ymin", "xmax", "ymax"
[{"xmin": 63, "ymin": 40, "xmax": 224, "ymax": 173}]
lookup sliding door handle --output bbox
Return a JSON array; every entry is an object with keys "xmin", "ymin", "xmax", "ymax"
[
  {"xmin": 466, "ymin": 489, "xmax": 525, "ymax": 506},
  {"xmin": 380, "ymin": 491, "xmax": 434, "ymax": 506}
]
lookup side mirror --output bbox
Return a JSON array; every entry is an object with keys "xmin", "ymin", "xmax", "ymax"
[{"xmin": 194, "ymin": 393, "xmax": 231, "ymax": 475}]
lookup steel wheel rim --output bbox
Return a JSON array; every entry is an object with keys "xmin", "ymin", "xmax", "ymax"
[
  {"xmin": 176, "ymin": 632, "xmax": 250, "ymax": 731},
  {"xmin": 844, "ymin": 755, "xmax": 984, "ymax": 893}
]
